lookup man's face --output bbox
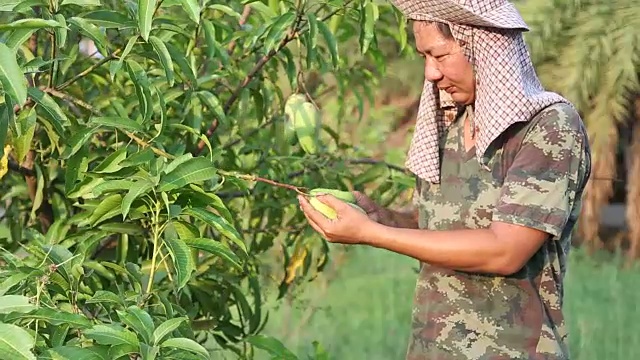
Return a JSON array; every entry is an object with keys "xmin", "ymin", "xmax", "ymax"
[{"xmin": 413, "ymin": 21, "xmax": 476, "ymax": 105}]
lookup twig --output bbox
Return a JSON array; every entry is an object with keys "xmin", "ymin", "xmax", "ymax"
[
  {"xmin": 8, "ymin": 160, "xmax": 36, "ymax": 176},
  {"xmin": 226, "ymin": 5, "xmax": 252, "ymax": 55},
  {"xmin": 217, "ymin": 170, "xmax": 308, "ymax": 195},
  {"xmin": 56, "ymin": 50, "xmax": 121, "ymax": 90}
]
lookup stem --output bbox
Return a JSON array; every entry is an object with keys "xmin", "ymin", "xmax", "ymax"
[
  {"xmin": 146, "ymin": 205, "xmax": 162, "ymax": 294},
  {"xmin": 56, "ymin": 49, "xmax": 121, "ymax": 90},
  {"xmin": 48, "ymin": 33, "xmax": 56, "ymax": 89},
  {"xmin": 217, "ymin": 170, "xmax": 308, "ymax": 195}
]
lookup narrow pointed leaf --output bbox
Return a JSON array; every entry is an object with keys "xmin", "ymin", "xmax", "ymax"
[
  {"xmin": 152, "ymin": 317, "xmax": 187, "ymax": 345},
  {"xmin": 88, "ymin": 116, "xmax": 143, "ymax": 132},
  {"xmin": 160, "ymin": 337, "xmax": 209, "ymax": 359},
  {"xmin": 84, "ymin": 324, "xmax": 139, "ymax": 347},
  {"xmin": 149, "ymin": 35, "xmax": 174, "ymax": 86},
  {"xmin": 163, "ymin": 237, "xmax": 195, "ymax": 289},
  {"xmin": 39, "ymin": 346, "xmax": 104, "ymax": 360},
  {"xmin": 0, "ymin": 43, "xmax": 28, "ymax": 106},
  {"xmin": 27, "ymin": 87, "xmax": 67, "ymax": 136},
  {"xmin": 183, "ymin": 238, "xmax": 242, "ymax": 270},
  {"xmin": 158, "ymin": 157, "xmax": 217, "ymax": 192},
  {"xmin": 0, "ymin": 18, "xmax": 62, "ymax": 31},
  {"xmin": 179, "ymin": 0, "xmax": 200, "ymax": 24},
  {"xmin": 317, "ymin": 21, "xmax": 339, "ymax": 68},
  {"xmin": 122, "ymin": 178, "xmax": 153, "ymax": 220},
  {"xmin": 0, "ymin": 295, "xmax": 36, "ymax": 314},
  {"xmin": 184, "ymin": 208, "xmax": 247, "ymax": 254},
  {"xmin": 138, "ymin": 0, "xmax": 158, "ymax": 41}
]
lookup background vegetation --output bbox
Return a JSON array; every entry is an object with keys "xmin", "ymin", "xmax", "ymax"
[{"xmin": 1, "ymin": 0, "xmax": 639, "ymax": 359}]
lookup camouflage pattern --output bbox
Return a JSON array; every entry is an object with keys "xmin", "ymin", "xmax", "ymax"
[{"xmin": 406, "ymin": 102, "xmax": 591, "ymax": 360}]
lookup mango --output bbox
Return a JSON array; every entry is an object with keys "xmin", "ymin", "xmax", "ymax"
[
  {"xmin": 293, "ymin": 102, "xmax": 321, "ymax": 155},
  {"xmin": 309, "ymin": 188, "xmax": 356, "ymax": 204},
  {"xmin": 309, "ymin": 197, "xmax": 337, "ymax": 219},
  {"xmin": 283, "ymin": 93, "xmax": 307, "ymax": 145}
]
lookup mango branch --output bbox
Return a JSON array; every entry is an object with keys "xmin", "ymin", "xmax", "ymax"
[
  {"xmin": 56, "ymin": 49, "xmax": 121, "ymax": 90},
  {"xmin": 217, "ymin": 170, "xmax": 308, "ymax": 195}
]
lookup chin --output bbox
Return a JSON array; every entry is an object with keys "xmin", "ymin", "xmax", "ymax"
[{"xmin": 451, "ymin": 92, "xmax": 474, "ymax": 106}]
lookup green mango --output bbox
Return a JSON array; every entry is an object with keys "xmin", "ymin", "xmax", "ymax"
[{"xmin": 309, "ymin": 188, "xmax": 356, "ymax": 204}]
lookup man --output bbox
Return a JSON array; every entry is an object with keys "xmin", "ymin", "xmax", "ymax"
[{"xmin": 297, "ymin": 0, "xmax": 591, "ymax": 359}]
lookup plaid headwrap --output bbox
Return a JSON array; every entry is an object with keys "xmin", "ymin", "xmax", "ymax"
[{"xmin": 390, "ymin": 0, "xmax": 571, "ymax": 183}]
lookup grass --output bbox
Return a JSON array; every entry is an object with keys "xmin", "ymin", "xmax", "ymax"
[{"xmin": 256, "ymin": 245, "xmax": 640, "ymax": 360}]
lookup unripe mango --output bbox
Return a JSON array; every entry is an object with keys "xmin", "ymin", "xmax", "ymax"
[
  {"xmin": 309, "ymin": 197, "xmax": 337, "ymax": 219},
  {"xmin": 309, "ymin": 188, "xmax": 356, "ymax": 204},
  {"xmin": 283, "ymin": 94, "xmax": 306, "ymax": 145}
]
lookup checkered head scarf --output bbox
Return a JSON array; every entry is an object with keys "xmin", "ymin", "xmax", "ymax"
[{"xmin": 390, "ymin": 0, "xmax": 570, "ymax": 183}]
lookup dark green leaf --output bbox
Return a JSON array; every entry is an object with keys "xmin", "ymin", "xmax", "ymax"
[
  {"xmin": 84, "ymin": 324, "xmax": 139, "ymax": 347},
  {"xmin": 317, "ymin": 21, "xmax": 339, "ymax": 68},
  {"xmin": 158, "ymin": 157, "xmax": 217, "ymax": 192},
  {"xmin": 27, "ymin": 87, "xmax": 67, "ymax": 136},
  {"xmin": 151, "ymin": 317, "xmax": 187, "ymax": 345},
  {"xmin": 0, "ymin": 295, "xmax": 36, "ymax": 314},
  {"xmin": 179, "ymin": 0, "xmax": 200, "ymax": 24},
  {"xmin": 118, "ymin": 305, "xmax": 154, "ymax": 344},
  {"xmin": 0, "ymin": 43, "xmax": 28, "ymax": 106},
  {"xmin": 183, "ymin": 238, "xmax": 242, "ymax": 270},
  {"xmin": 163, "ymin": 237, "xmax": 195, "ymax": 289},
  {"xmin": 138, "ymin": 0, "xmax": 157, "ymax": 41},
  {"xmin": 89, "ymin": 193, "xmax": 123, "ymax": 226},
  {"xmin": 67, "ymin": 17, "xmax": 109, "ymax": 56},
  {"xmin": 0, "ymin": 18, "xmax": 62, "ymax": 30},
  {"xmin": 149, "ymin": 36, "xmax": 174, "ymax": 86},
  {"xmin": 39, "ymin": 346, "xmax": 104, "ymax": 360},
  {"xmin": 246, "ymin": 334, "xmax": 297, "ymax": 360},
  {"xmin": 88, "ymin": 116, "xmax": 144, "ymax": 132},
  {"xmin": 121, "ymin": 178, "xmax": 153, "ymax": 220},
  {"xmin": 184, "ymin": 208, "xmax": 247, "ymax": 254},
  {"xmin": 160, "ymin": 337, "xmax": 209, "ymax": 359}
]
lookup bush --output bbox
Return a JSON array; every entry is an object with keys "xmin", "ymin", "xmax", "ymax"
[{"xmin": 0, "ymin": 0, "xmax": 413, "ymax": 358}]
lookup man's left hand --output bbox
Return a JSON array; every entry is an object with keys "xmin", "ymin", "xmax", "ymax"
[{"xmin": 297, "ymin": 194, "xmax": 375, "ymax": 244}]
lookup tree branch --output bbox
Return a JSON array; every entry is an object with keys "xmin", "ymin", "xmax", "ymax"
[{"xmin": 56, "ymin": 49, "xmax": 121, "ymax": 90}]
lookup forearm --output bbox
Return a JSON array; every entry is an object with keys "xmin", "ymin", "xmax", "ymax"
[
  {"xmin": 380, "ymin": 208, "xmax": 419, "ymax": 229},
  {"xmin": 363, "ymin": 223, "xmax": 515, "ymax": 275}
]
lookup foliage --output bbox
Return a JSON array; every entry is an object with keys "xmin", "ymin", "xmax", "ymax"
[{"xmin": 0, "ymin": 0, "xmax": 415, "ymax": 358}]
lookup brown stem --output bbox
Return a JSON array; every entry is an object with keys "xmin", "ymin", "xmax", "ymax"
[
  {"xmin": 56, "ymin": 50, "xmax": 121, "ymax": 90},
  {"xmin": 226, "ymin": 5, "xmax": 252, "ymax": 55}
]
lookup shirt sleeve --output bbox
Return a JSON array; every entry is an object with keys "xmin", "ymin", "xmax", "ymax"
[{"xmin": 492, "ymin": 106, "xmax": 590, "ymax": 238}]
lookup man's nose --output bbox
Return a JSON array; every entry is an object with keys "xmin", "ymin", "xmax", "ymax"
[{"xmin": 424, "ymin": 58, "xmax": 443, "ymax": 82}]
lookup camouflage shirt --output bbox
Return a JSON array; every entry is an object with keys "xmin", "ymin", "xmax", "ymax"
[{"xmin": 406, "ymin": 102, "xmax": 591, "ymax": 360}]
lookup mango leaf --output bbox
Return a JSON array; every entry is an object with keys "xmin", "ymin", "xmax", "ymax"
[
  {"xmin": 1, "ymin": 308, "xmax": 92, "ymax": 329},
  {"xmin": 0, "ymin": 295, "xmax": 36, "ymax": 314},
  {"xmin": 245, "ymin": 334, "xmax": 297, "ymax": 360},
  {"xmin": 39, "ymin": 346, "xmax": 104, "ymax": 360},
  {"xmin": 89, "ymin": 193, "xmax": 123, "ymax": 226},
  {"xmin": 0, "ymin": 43, "xmax": 28, "ymax": 106},
  {"xmin": 61, "ymin": 0, "xmax": 101, "ymax": 6},
  {"xmin": 196, "ymin": 91, "xmax": 226, "ymax": 124},
  {"xmin": 317, "ymin": 21, "xmax": 339, "ymax": 68},
  {"xmin": 27, "ymin": 87, "xmax": 67, "ymax": 136},
  {"xmin": 0, "ymin": 18, "xmax": 62, "ymax": 31},
  {"xmin": 163, "ymin": 237, "xmax": 195, "ymax": 290},
  {"xmin": 85, "ymin": 290, "xmax": 125, "ymax": 306},
  {"xmin": 138, "ymin": 0, "xmax": 158, "ymax": 41},
  {"xmin": 88, "ymin": 116, "xmax": 144, "ymax": 132},
  {"xmin": 207, "ymin": 4, "xmax": 241, "ymax": 19},
  {"xmin": 179, "ymin": 0, "xmax": 200, "ymax": 24},
  {"xmin": 183, "ymin": 238, "xmax": 242, "ymax": 270},
  {"xmin": 110, "ymin": 35, "xmax": 138, "ymax": 81},
  {"xmin": 13, "ymin": 105, "xmax": 36, "ymax": 163},
  {"xmin": 54, "ymin": 14, "xmax": 67, "ymax": 48},
  {"xmin": 158, "ymin": 157, "xmax": 217, "ymax": 192},
  {"xmin": 67, "ymin": 17, "xmax": 109, "ymax": 56},
  {"xmin": 149, "ymin": 35, "xmax": 174, "ymax": 86},
  {"xmin": 117, "ymin": 306, "xmax": 154, "ymax": 344},
  {"xmin": 0, "ymin": 323, "xmax": 36, "ymax": 360},
  {"xmin": 160, "ymin": 337, "xmax": 209, "ymax": 359},
  {"xmin": 152, "ymin": 317, "xmax": 187, "ymax": 345},
  {"xmin": 5, "ymin": 29, "xmax": 36, "ymax": 52},
  {"xmin": 263, "ymin": 12, "xmax": 295, "ymax": 52},
  {"xmin": 184, "ymin": 208, "xmax": 247, "ymax": 254},
  {"xmin": 165, "ymin": 43, "xmax": 197, "ymax": 86},
  {"xmin": 121, "ymin": 178, "xmax": 153, "ymax": 220},
  {"xmin": 82, "ymin": 10, "xmax": 135, "ymax": 28},
  {"xmin": 83, "ymin": 324, "xmax": 139, "ymax": 347}
]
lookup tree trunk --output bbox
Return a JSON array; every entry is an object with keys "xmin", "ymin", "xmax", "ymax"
[{"xmin": 578, "ymin": 126, "xmax": 617, "ymax": 254}]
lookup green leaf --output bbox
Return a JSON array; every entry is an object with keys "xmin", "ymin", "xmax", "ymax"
[
  {"xmin": 54, "ymin": 14, "xmax": 68, "ymax": 49},
  {"xmin": 89, "ymin": 193, "xmax": 123, "ymax": 226},
  {"xmin": 263, "ymin": 12, "xmax": 295, "ymax": 52},
  {"xmin": 149, "ymin": 36, "xmax": 174, "ymax": 86},
  {"xmin": 0, "ymin": 18, "xmax": 62, "ymax": 31},
  {"xmin": 197, "ymin": 91, "xmax": 226, "ymax": 124},
  {"xmin": 246, "ymin": 334, "xmax": 297, "ymax": 360},
  {"xmin": 88, "ymin": 116, "xmax": 144, "ymax": 132},
  {"xmin": 5, "ymin": 29, "xmax": 36, "ymax": 52},
  {"xmin": 27, "ymin": 87, "xmax": 67, "ymax": 136},
  {"xmin": 121, "ymin": 178, "xmax": 153, "ymax": 220},
  {"xmin": 163, "ymin": 237, "xmax": 195, "ymax": 289},
  {"xmin": 39, "ymin": 346, "xmax": 105, "ymax": 360},
  {"xmin": 140, "ymin": 343, "xmax": 159, "ymax": 360},
  {"xmin": 120, "ymin": 147, "xmax": 154, "ymax": 167},
  {"xmin": 61, "ymin": 126, "xmax": 97, "ymax": 159},
  {"xmin": 0, "ymin": 43, "xmax": 28, "ymax": 106},
  {"xmin": 118, "ymin": 305, "xmax": 154, "ymax": 344},
  {"xmin": 1, "ymin": 308, "xmax": 92, "ymax": 328},
  {"xmin": 207, "ymin": 4, "xmax": 241, "ymax": 19},
  {"xmin": 82, "ymin": 10, "xmax": 135, "ymax": 28},
  {"xmin": 67, "ymin": 17, "xmax": 109, "ymax": 56},
  {"xmin": 158, "ymin": 157, "xmax": 217, "ymax": 192},
  {"xmin": 84, "ymin": 324, "xmax": 139, "ymax": 347},
  {"xmin": 317, "ymin": 20, "xmax": 339, "ymax": 68},
  {"xmin": 165, "ymin": 43, "xmax": 197, "ymax": 86},
  {"xmin": 61, "ymin": 0, "xmax": 101, "ymax": 6},
  {"xmin": 152, "ymin": 317, "xmax": 187, "ymax": 345},
  {"xmin": 110, "ymin": 35, "xmax": 138, "ymax": 81},
  {"xmin": 90, "ymin": 145, "xmax": 127, "ymax": 174},
  {"xmin": 0, "ymin": 295, "xmax": 36, "ymax": 314},
  {"xmin": 359, "ymin": 1, "xmax": 378, "ymax": 54},
  {"xmin": 160, "ymin": 337, "xmax": 209, "ymax": 359},
  {"xmin": 13, "ymin": 105, "xmax": 36, "ymax": 163},
  {"xmin": 179, "ymin": 0, "xmax": 200, "ymax": 24},
  {"xmin": 85, "ymin": 290, "xmax": 124, "ymax": 306},
  {"xmin": 125, "ymin": 60, "xmax": 153, "ymax": 122},
  {"xmin": 184, "ymin": 208, "xmax": 247, "ymax": 254},
  {"xmin": 0, "ymin": 272, "xmax": 30, "ymax": 296},
  {"xmin": 0, "ymin": 323, "xmax": 36, "ymax": 360},
  {"xmin": 138, "ymin": 0, "xmax": 158, "ymax": 41},
  {"xmin": 183, "ymin": 238, "xmax": 242, "ymax": 270}
]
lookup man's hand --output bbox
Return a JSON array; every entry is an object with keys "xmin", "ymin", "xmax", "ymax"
[{"xmin": 353, "ymin": 191, "xmax": 419, "ymax": 229}]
